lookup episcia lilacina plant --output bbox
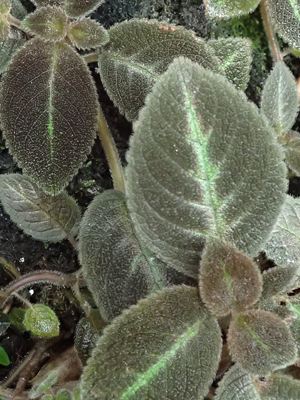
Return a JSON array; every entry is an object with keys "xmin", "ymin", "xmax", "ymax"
[{"xmin": 0, "ymin": 0, "xmax": 300, "ymax": 398}]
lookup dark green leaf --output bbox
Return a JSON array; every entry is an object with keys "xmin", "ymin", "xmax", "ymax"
[
  {"xmin": 0, "ymin": 346, "xmax": 10, "ymax": 366},
  {"xmin": 208, "ymin": 37, "xmax": 252, "ymax": 90},
  {"xmin": 80, "ymin": 286, "xmax": 222, "ymax": 400},
  {"xmin": 22, "ymin": 6, "xmax": 68, "ymax": 42},
  {"xmin": 228, "ymin": 310, "xmax": 297, "ymax": 375},
  {"xmin": 0, "ymin": 29, "xmax": 25, "ymax": 75},
  {"xmin": 261, "ymin": 62, "xmax": 298, "ymax": 135},
  {"xmin": 8, "ymin": 307, "xmax": 26, "ymax": 332},
  {"xmin": 64, "ymin": 0, "xmax": 104, "ymax": 17},
  {"xmin": 199, "ymin": 240, "xmax": 262, "ymax": 317},
  {"xmin": 67, "ymin": 19, "xmax": 109, "ymax": 50},
  {"xmin": 126, "ymin": 57, "xmax": 287, "ymax": 277},
  {"xmin": 204, "ymin": 0, "xmax": 261, "ymax": 19},
  {"xmin": 23, "ymin": 304, "xmax": 60, "ymax": 338},
  {"xmin": 98, "ymin": 19, "xmax": 220, "ymax": 121},
  {"xmin": 283, "ymin": 130, "xmax": 300, "ymax": 176},
  {"xmin": 74, "ymin": 317, "xmax": 98, "ymax": 364},
  {"xmin": 0, "ymin": 38, "xmax": 98, "ymax": 194},
  {"xmin": 0, "ymin": 174, "xmax": 81, "ymax": 243}
]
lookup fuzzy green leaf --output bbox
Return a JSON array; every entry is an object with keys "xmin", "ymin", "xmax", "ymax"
[
  {"xmin": 264, "ymin": 195, "xmax": 300, "ymax": 269},
  {"xmin": 67, "ymin": 19, "xmax": 109, "ymax": 50},
  {"xmin": 55, "ymin": 390, "xmax": 72, "ymax": 400},
  {"xmin": 199, "ymin": 240, "xmax": 262, "ymax": 317},
  {"xmin": 283, "ymin": 130, "xmax": 300, "ymax": 176},
  {"xmin": 64, "ymin": 0, "xmax": 104, "ymax": 17},
  {"xmin": 80, "ymin": 286, "xmax": 222, "ymax": 400},
  {"xmin": 29, "ymin": 370, "xmax": 59, "ymax": 399},
  {"xmin": 215, "ymin": 364, "xmax": 260, "ymax": 400},
  {"xmin": 0, "ymin": 0, "xmax": 11, "ymax": 15},
  {"xmin": 24, "ymin": 304, "xmax": 60, "ymax": 338},
  {"xmin": 98, "ymin": 19, "xmax": 220, "ymax": 121},
  {"xmin": 268, "ymin": 0, "xmax": 300, "ymax": 48},
  {"xmin": 228, "ymin": 310, "xmax": 297, "ymax": 375},
  {"xmin": 79, "ymin": 190, "xmax": 182, "ymax": 321},
  {"xmin": 262, "ymin": 266, "xmax": 298, "ymax": 298},
  {"xmin": 261, "ymin": 62, "xmax": 298, "ymax": 135},
  {"xmin": 286, "ymin": 298, "xmax": 300, "ymax": 355},
  {"xmin": 0, "ymin": 29, "xmax": 25, "ymax": 75},
  {"xmin": 11, "ymin": 0, "xmax": 27, "ymax": 20},
  {"xmin": 0, "ymin": 346, "xmax": 10, "ymax": 367},
  {"xmin": 0, "ymin": 174, "xmax": 81, "ymax": 243},
  {"xmin": 204, "ymin": 0, "xmax": 261, "ymax": 19},
  {"xmin": 126, "ymin": 57, "xmax": 287, "ymax": 277},
  {"xmin": 0, "ymin": 0, "xmax": 10, "ymax": 42},
  {"xmin": 257, "ymin": 374, "xmax": 300, "ymax": 400},
  {"xmin": 22, "ymin": 6, "xmax": 68, "ymax": 43},
  {"xmin": 208, "ymin": 37, "xmax": 252, "ymax": 90},
  {"xmin": 0, "ymin": 38, "xmax": 98, "ymax": 194}
]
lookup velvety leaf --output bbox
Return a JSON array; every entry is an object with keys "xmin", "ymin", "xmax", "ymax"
[
  {"xmin": 32, "ymin": 0, "xmax": 64, "ymax": 7},
  {"xmin": 261, "ymin": 62, "xmax": 298, "ymax": 135},
  {"xmin": 74, "ymin": 317, "xmax": 98, "ymax": 364},
  {"xmin": 80, "ymin": 286, "xmax": 222, "ymax": 400},
  {"xmin": 67, "ymin": 19, "xmax": 109, "ymax": 50},
  {"xmin": 126, "ymin": 57, "xmax": 287, "ymax": 277},
  {"xmin": 256, "ymin": 374, "xmax": 300, "ymax": 400},
  {"xmin": 262, "ymin": 266, "xmax": 298, "ymax": 298},
  {"xmin": 11, "ymin": 0, "xmax": 27, "ymax": 20},
  {"xmin": 98, "ymin": 19, "xmax": 220, "ymax": 121},
  {"xmin": 264, "ymin": 195, "xmax": 300, "ymax": 269},
  {"xmin": 228, "ymin": 310, "xmax": 297, "ymax": 375},
  {"xmin": 0, "ymin": 20, "xmax": 10, "ymax": 41},
  {"xmin": 22, "ymin": 6, "xmax": 68, "ymax": 42},
  {"xmin": 0, "ymin": 0, "xmax": 11, "ymax": 15},
  {"xmin": 0, "ymin": 346, "xmax": 10, "ymax": 366},
  {"xmin": 283, "ymin": 130, "xmax": 300, "ymax": 176},
  {"xmin": 215, "ymin": 364, "xmax": 260, "ymax": 400},
  {"xmin": 204, "ymin": 0, "xmax": 261, "ymax": 19},
  {"xmin": 55, "ymin": 390, "xmax": 72, "ymax": 400},
  {"xmin": 199, "ymin": 240, "xmax": 262, "ymax": 317},
  {"xmin": 0, "ymin": 0, "xmax": 10, "ymax": 42},
  {"xmin": 8, "ymin": 307, "xmax": 26, "ymax": 332},
  {"xmin": 287, "ymin": 299, "xmax": 300, "ymax": 355},
  {"xmin": 208, "ymin": 37, "xmax": 252, "ymax": 90},
  {"xmin": 64, "ymin": 0, "xmax": 104, "ymax": 17},
  {"xmin": 29, "ymin": 370, "xmax": 59, "ymax": 399},
  {"xmin": 0, "ymin": 174, "xmax": 81, "ymax": 243},
  {"xmin": 79, "ymin": 190, "xmax": 178, "ymax": 321},
  {"xmin": 0, "ymin": 38, "xmax": 98, "ymax": 194},
  {"xmin": 41, "ymin": 396, "xmax": 54, "ymax": 400},
  {"xmin": 268, "ymin": 0, "xmax": 300, "ymax": 48},
  {"xmin": 24, "ymin": 304, "xmax": 60, "ymax": 338},
  {"xmin": 0, "ymin": 29, "xmax": 25, "ymax": 75}
]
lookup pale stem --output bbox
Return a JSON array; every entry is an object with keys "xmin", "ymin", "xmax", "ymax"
[{"xmin": 260, "ymin": 0, "xmax": 283, "ymax": 63}]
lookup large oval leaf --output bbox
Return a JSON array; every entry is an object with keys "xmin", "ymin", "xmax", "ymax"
[
  {"xmin": 80, "ymin": 286, "xmax": 222, "ymax": 400},
  {"xmin": 79, "ymin": 190, "xmax": 187, "ymax": 321},
  {"xmin": 0, "ymin": 38, "xmax": 98, "ymax": 194},
  {"xmin": 0, "ymin": 174, "xmax": 81, "ymax": 243},
  {"xmin": 126, "ymin": 57, "xmax": 287, "ymax": 277},
  {"xmin": 98, "ymin": 19, "xmax": 220, "ymax": 121}
]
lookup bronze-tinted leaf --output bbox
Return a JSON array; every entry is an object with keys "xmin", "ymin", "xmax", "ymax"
[
  {"xmin": 199, "ymin": 240, "xmax": 262, "ymax": 317},
  {"xmin": 0, "ymin": 29, "xmax": 25, "ymax": 75},
  {"xmin": 228, "ymin": 310, "xmax": 297, "ymax": 375},
  {"xmin": 98, "ymin": 19, "xmax": 220, "ymax": 121},
  {"xmin": 80, "ymin": 286, "xmax": 222, "ymax": 400},
  {"xmin": 0, "ymin": 174, "xmax": 81, "ymax": 243},
  {"xmin": 64, "ymin": 0, "xmax": 104, "ymax": 17},
  {"xmin": 262, "ymin": 265, "xmax": 298, "ymax": 299},
  {"xmin": 22, "ymin": 6, "xmax": 68, "ymax": 42},
  {"xmin": 0, "ymin": 38, "xmax": 98, "ymax": 194},
  {"xmin": 67, "ymin": 19, "xmax": 109, "ymax": 50}
]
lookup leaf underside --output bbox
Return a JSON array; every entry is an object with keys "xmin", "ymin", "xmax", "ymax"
[
  {"xmin": 98, "ymin": 19, "xmax": 220, "ymax": 121},
  {"xmin": 0, "ymin": 38, "xmax": 98, "ymax": 194},
  {"xmin": 0, "ymin": 174, "xmax": 81, "ymax": 242},
  {"xmin": 79, "ymin": 190, "xmax": 187, "ymax": 321},
  {"xmin": 80, "ymin": 286, "xmax": 222, "ymax": 400},
  {"xmin": 126, "ymin": 57, "xmax": 287, "ymax": 277},
  {"xmin": 205, "ymin": 0, "xmax": 261, "ymax": 19}
]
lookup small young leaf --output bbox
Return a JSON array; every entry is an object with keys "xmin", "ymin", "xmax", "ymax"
[
  {"xmin": 264, "ymin": 195, "xmax": 300, "ymax": 268},
  {"xmin": 80, "ymin": 286, "xmax": 222, "ymax": 400},
  {"xmin": 64, "ymin": 0, "xmax": 104, "ymax": 17},
  {"xmin": 256, "ymin": 374, "xmax": 300, "ymax": 400},
  {"xmin": 0, "ymin": 29, "xmax": 25, "ymax": 75},
  {"xmin": 79, "ymin": 190, "xmax": 171, "ymax": 321},
  {"xmin": 262, "ymin": 266, "xmax": 298, "ymax": 299},
  {"xmin": 0, "ymin": 174, "xmax": 81, "ymax": 243},
  {"xmin": 8, "ymin": 307, "xmax": 26, "ymax": 332},
  {"xmin": 29, "ymin": 370, "xmax": 59, "ymax": 399},
  {"xmin": 208, "ymin": 37, "xmax": 252, "ymax": 90},
  {"xmin": 0, "ymin": 38, "xmax": 98, "ymax": 194},
  {"xmin": 283, "ymin": 130, "xmax": 300, "ymax": 176},
  {"xmin": 228, "ymin": 310, "xmax": 297, "ymax": 375},
  {"xmin": 0, "ymin": 346, "xmax": 10, "ymax": 367},
  {"xmin": 67, "ymin": 19, "xmax": 109, "ymax": 50},
  {"xmin": 268, "ymin": 0, "xmax": 300, "ymax": 48},
  {"xmin": 215, "ymin": 364, "xmax": 260, "ymax": 400},
  {"xmin": 74, "ymin": 317, "xmax": 98, "ymax": 364},
  {"xmin": 126, "ymin": 57, "xmax": 287, "ymax": 277},
  {"xmin": 261, "ymin": 62, "xmax": 298, "ymax": 135},
  {"xmin": 204, "ymin": 0, "xmax": 261, "ymax": 19},
  {"xmin": 98, "ymin": 19, "xmax": 220, "ymax": 121},
  {"xmin": 22, "ymin": 6, "xmax": 68, "ymax": 43},
  {"xmin": 23, "ymin": 304, "xmax": 60, "ymax": 338},
  {"xmin": 199, "ymin": 240, "xmax": 262, "ymax": 317}
]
